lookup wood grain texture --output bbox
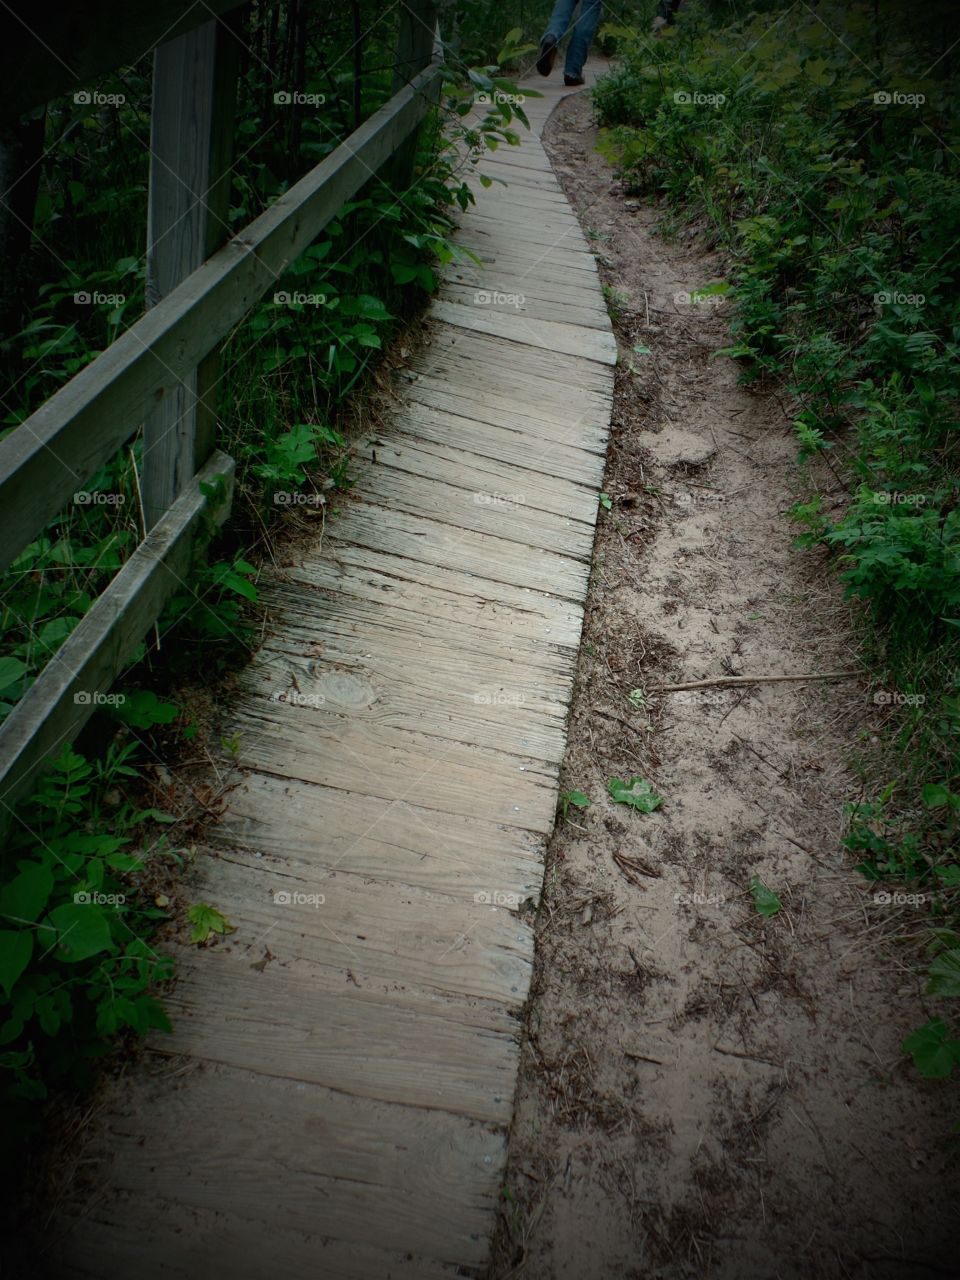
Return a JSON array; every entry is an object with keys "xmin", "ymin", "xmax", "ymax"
[{"xmin": 142, "ymin": 17, "xmax": 237, "ymax": 528}]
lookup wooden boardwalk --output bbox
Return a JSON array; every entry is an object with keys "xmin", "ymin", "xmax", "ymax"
[{"xmin": 53, "ymin": 73, "xmax": 614, "ymax": 1279}]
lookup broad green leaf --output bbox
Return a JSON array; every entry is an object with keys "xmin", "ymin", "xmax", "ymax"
[
  {"xmin": 0, "ymin": 863, "xmax": 54, "ymax": 924},
  {"xmin": 0, "ymin": 931, "xmax": 33, "ymax": 996},
  {"xmin": 607, "ymin": 776, "xmax": 662, "ymax": 813},
  {"xmin": 112, "ymin": 690, "xmax": 179, "ymax": 729},
  {"xmin": 902, "ymin": 1019, "xmax": 960, "ymax": 1079},
  {"xmin": 223, "ymin": 572, "xmax": 257, "ymax": 601},
  {"xmin": 187, "ymin": 903, "xmax": 236, "ymax": 944},
  {"xmin": 927, "ymin": 949, "xmax": 960, "ymax": 997},
  {"xmin": 922, "ymin": 783, "xmax": 950, "ymax": 808},
  {"xmin": 48, "ymin": 902, "xmax": 114, "ymax": 962},
  {"xmin": 749, "ymin": 876, "xmax": 782, "ymax": 918},
  {"xmin": 0, "ymin": 657, "xmax": 27, "ymax": 694}
]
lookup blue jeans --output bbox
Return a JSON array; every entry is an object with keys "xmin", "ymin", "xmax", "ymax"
[{"xmin": 544, "ymin": 0, "xmax": 602, "ymax": 78}]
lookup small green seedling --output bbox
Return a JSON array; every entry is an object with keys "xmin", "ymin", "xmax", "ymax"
[
  {"xmin": 559, "ymin": 789, "xmax": 591, "ymax": 821},
  {"xmin": 927, "ymin": 947, "xmax": 960, "ymax": 997},
  {"xmin": 902, "ymin": 1018, "xmax": 960, "ymax": 1080},
  {"xmin": 607, "ymin": 776, "xmax": 662, "ymax": 813},
  {"xmin": 749, "ymin": 875, "xmax": 781, "ymax": 917},
  {"xmin": 187, "ymin": 903, "xmax": 236, "ymax": 945}
]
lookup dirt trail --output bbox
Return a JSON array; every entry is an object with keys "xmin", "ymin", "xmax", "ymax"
[{"xmin": 490, "ymin": 91, "xmax": 956, "ymax": 1280}]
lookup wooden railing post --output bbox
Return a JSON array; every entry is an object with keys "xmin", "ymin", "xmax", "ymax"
[
  {"xmin": 142, "ymin": 15, "xmax": 239, "ymax": 530},
  {"xmin": 388, "ymin": 0, "xmax": 441, "ymax": 193}
]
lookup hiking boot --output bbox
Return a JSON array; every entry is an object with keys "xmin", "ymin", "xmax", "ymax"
[
  {"xmin": 537, "ymin": 33, "xmax": 558, "ymax": 76},
  {"xmin": 564, "ymin": 73, "xmax": 585, "ymax": 87}
]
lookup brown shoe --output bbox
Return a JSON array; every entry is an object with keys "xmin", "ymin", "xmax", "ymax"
[{"xmin": 564, "ymin": 74, "xmax": 585, "ymax": 87}]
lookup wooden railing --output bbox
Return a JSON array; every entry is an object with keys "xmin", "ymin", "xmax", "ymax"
[{"xmin": 0, "ymin": 0, "xmax": 441, "ymax": 814}]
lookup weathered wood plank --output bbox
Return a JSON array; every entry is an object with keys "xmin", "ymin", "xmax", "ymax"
[
  {"xmin": 439, "ymin": 280, "xmax": 611, "ymax": 330},
  {"xmin": 466, "ymin": 174, "xmax": 571, "ymax": 205},
  {"xmin": 259, "ymin": 583, "xmax": 581, "ymax": 671},
  {"xmin": 446, "ymin": 257, "xmax": 599, "ymax": 295},
  {"xmin": 452, "ymin": 239, "xmax": 599, "ymax": 276},
  {"xmin": 153, "ymin": 956, "xmax": 521, "ymax": 1122},
  {"xmin": 429, "ymin": 298, "xmax": 618, "ymax": 364},
  {"xmin": 409, "ymin": 324, "xmax": 614, "ymax": 395},
  {"xmin": 461, "ymin": 206, "xmax": 591, "ymax": 244},
  {"xmin": 446, "ymin": 253, "xmax": 609, "ymax": 291},
  {"xmin": 272, "ymin": 556, "xmax": 584, "ymax": 647},
  {"xmin": 55, "ymin": 1200, "xmax": 462, "ymax": 1280},
  {"xmin": 209, "ymin": 771, "xmax": 546, "ymax": 900},
  {"xmin": 354, "ymin": 429, "xmax": 599, "ymax": 517},
  {"xmin": 180, "ymin": 855, "xmax": 535, "ymax": 1004},
  {"xmin": 392, "ymin": 400, "xmax": 607, "ymax": 486},
  {"xmin": 348, "ymin": 459, "xmax": 598, "ymax": 555},
  {"xmin": 57, "ymin": 1065, "xmax": 505, "ymax": 1264},
  {"xmin": 240, "ymin": 636, "xmax": 571, "ymax": 762},
  {"xmin": 226, "ymin": 709, "xmax": 560, "ymax": 832},
  {"xmin": 400, "ymin": 368, "xmax": 612, "ymax": 436},
  {"xmin": 325, "ymin": 498, "xmax": 591, "ymax": 600}
]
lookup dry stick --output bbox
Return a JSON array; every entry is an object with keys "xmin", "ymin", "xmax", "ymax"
[
  {"xmin": 652, "ymin": 671, "xmax": 860, "ymax": 693},
  {"xmin": 713, "ymin": 1043, "xmax": 784, "ymax": 1069}
]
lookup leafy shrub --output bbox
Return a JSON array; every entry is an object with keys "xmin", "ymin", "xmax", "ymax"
[{"xmin": 0, "ymin": 745, "xmax": 174, "ymax": 1133}]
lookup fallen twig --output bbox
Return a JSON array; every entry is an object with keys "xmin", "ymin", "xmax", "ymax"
[
  {"xmin": 713, "ymin": 1042, "xmax": 784, "ymax": 1069},
  {"xmin": 613, "ymin": 851, "xmax": 661, "ymax": 887},
  {"xmin": 651, "ymin": 671, "xmax": 860, "ymax": 693}
]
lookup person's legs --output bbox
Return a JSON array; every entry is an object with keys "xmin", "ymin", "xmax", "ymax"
[
  {"xmin": 544, "ymin": 0, "xmax": 579, "ymax": 41},
  {"xmin": 537, "ymin": 0, "xmax": 577, "ymax": 75},
  {"xmin": 564, "ymin": 0, "xmax": 602, "ymax": 80}
]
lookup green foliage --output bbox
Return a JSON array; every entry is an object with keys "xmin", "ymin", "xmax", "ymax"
[
  {"xmin": 606, "ymin": 776, "xmax": 663, "ymax": 813},
  {"xmin": 186, "ymin": 904, "xmax": 236, "ymax": 945},
  {"xmin": 111, "ymin": 691, "xmax": 179, "ymax": 730},
  {"xmin": 0, "ymin": 746, "xmax": 173, "ymax": 1124},
  {"xmin": 748, "ymin": 876, "xmax": 782, "ymax": 919},
  {"xmin": 559, "ymin": 789, "xmax": 591, "ymax": 821},
  {"xmin": 903, "ymin": 1019, "xmax": 960, "ymax": 1080}
]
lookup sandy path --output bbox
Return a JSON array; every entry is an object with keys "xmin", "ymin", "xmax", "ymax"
[{"xmin": 489, "ymin": 90, "xmax": 957, "ymax": 1280}]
